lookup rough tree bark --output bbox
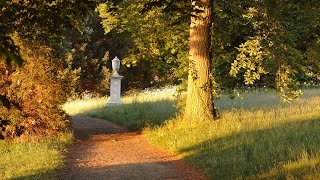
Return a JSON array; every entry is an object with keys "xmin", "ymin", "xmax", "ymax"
[{"xmin": 184, "ymin": 0, "xmax": 216, "ymax": 120}]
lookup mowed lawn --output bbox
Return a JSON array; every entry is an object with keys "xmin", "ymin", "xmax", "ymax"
[{"xmin": 64, "ymin": 87, "xmax": 320, "ymax": 179}]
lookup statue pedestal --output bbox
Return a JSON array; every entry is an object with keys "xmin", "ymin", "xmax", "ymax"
[{"xmin": 107, "ymin": 73, "xmax": 123, "ymax": 106}]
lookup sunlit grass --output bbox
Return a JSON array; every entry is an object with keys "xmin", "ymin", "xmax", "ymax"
[
  {"xmin": 63, "ymin": 97, "xmax": 108, "ymax": 116},
  {"xmin": 63, "ymin": 93, "xmax": 177, "ymax": 131},
  {"xmin": 0, "ymin": 133, "xmax": 73, "ymax": 180},
  {"xmin": 216, "ymin": 87, "xmax": 320, "ymax": 111},
  {"xmin": 64, "ymin": 87, "xmax": 320, "ymax": 179},
  {"xmin": 145, "ymin": 87, "xmax": 320, "ymax": 179}
]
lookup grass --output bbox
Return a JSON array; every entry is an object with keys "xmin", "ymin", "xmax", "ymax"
[
  {"xmin": 0, "ymin": 133, "xmax": 73, "ymax": 180},
  {"xmin": 215, "ymin": 88, "xmax": 319, "ymax": 110},
  {"xmin": 64, "ymin": 87, "xmax": 320, "ymax": 179},
  {"xmin": 62, "ymin": 97, "xmax": 108, "ymax": 116},
  {"xmin": 63, "ymin": 93, "xmax": 178, "ymax": 131}
]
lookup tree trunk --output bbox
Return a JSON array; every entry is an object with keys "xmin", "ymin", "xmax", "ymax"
[{"xmin": 184, "ymin": 0, "xmax": 215, "ymax": 120}]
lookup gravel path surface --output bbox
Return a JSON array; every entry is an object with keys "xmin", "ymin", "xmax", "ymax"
[{"xmin": 59, "ymin": 116, "xmax": 207, "ymax": 180}]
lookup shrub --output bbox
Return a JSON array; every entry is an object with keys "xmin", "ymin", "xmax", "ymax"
[{"xmin": 0, "ymin": 37, "xmax": 74, "ymax": 139}]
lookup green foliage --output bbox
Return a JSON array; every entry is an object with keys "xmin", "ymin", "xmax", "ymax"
[
  {"xmin": 1, "ymin": 0, "xmax": 110, "ymax": 96},
  {"xmin": 98, "ymin": 2, "xmax": 120, "ymax": 34},
  {"xmin": 210, "ymin": 0, "xmax": 252, "ymax": 92},
  {"xmin": 230, "ymin": 37, "xmax": 268, "ymax": 85},
  {"xmin": 0, "ymin": 45, "xmax": 23, "ymax": 67},
  {"xmin": 227, "ymin": 0, "xmax": 320, "ymax": 101},
  {"xmin": 98, "ymin": 0, "xmax": 190, "ymax": 89},
  {"xmin": 0, "ymin": 0, "xmax": 99, "ymax": 64},
  {"xmin": 98, "ymin": 0, "xmax": 320, "ymax": 100},
  {"xmin": 64, "ymin": 11, "xmax": 113, "ymax": 96},
  {"xmin": 0, "ymin": 0, "xmax": 108, "ymax": 139}
]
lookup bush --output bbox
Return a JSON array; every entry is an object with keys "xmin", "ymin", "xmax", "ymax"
[{"xmin": 0, "ymin": 37, "xmax": 73, "ymax": 139}]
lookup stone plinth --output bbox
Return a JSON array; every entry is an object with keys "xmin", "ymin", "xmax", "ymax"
[{"xmin": 107, "ymin": 73, "xmax": 123, "ymax": 106}]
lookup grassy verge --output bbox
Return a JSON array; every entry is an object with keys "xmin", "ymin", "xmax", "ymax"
[
  {"xmin": 0, "ymin": 133, "xmax": 73, "ymax": 180},
  {"xmin": 64, "ymin": 87, "xmax": 320, "ymax": 179}
]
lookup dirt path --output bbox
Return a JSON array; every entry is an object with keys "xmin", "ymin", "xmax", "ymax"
[{"xmin": 59, "ymin": 116, "xmax": 207, "ymax": 180}]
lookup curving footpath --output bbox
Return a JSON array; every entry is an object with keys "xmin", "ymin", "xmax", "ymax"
[{"xmin": 59, "ymin": 116, "xmax": 207, "ymax": 180}]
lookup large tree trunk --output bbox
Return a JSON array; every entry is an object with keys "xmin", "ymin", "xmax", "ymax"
[{"xmin": 184, "ymin": 0, "xmax": 215, "ymax": 120}]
